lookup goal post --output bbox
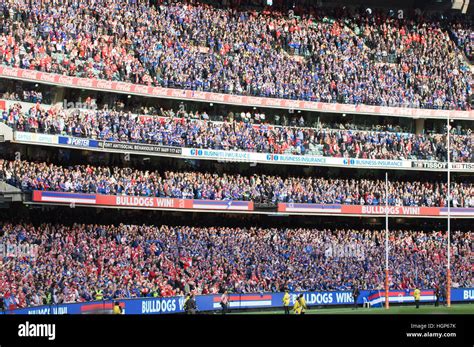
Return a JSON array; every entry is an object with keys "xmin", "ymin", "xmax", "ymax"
[
  {"xmin": 385, "ymin": 171, "xmax": 389, "ymax": 310},
  {"xmin": 447, "ymin": 179, "xmax": 452, "ymax": 307}
]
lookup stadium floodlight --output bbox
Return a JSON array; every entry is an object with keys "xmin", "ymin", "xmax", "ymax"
[
  {"xmin": 385, "ymin": 171, "xmax": 389, "ymax": 309},
  {"xmin": 447, "ymin": 113, "xmax": 451, "ymax": 307}
]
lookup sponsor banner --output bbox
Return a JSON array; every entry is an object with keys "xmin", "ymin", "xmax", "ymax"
[
  {"xmin": 266, "ymin": 153, "xmax": 327, "ymax": 165},
  {"xmin": 5, "ymin": 288, "xmax": 472, "ymax": 314},
  {"xmin": 192, "ymin": 200, "xmax": 254, "ymax": 211},
  {"xmin": 183, "ymin": 148, "xmax": 253, "ymax": 162},
  {"xmin": 274, "ymin": 291, "xmax": 356, "ymax": 306},
  {"xmin": 33, "ymin": 191, "xmax": 96, "ymax": 204},
  {"xmin": 79, "ymin": 301, "xmax": 126, "ymax": 314},
  {"xmin": 96, "ymin": 195, "xmax": 253, "ymax": 211},
  {"xmin": 412, "ymin": 161, "xmax": 448, "ymax": 170},
  {"xmin": 439, "ymin": 207, "xmax": 474, "ymax": 216},
  {"xmin": 210, "ymin": 294, "xmax": 273, "ymax": 309},
  {"xmin": 342, "ymin": 205, "xmax": 441, "ymax": 216},
  {"xmin": 367, "ymin": 290, "xmax": 436, "ymax": 307},
  {"xmin": 9, "ymin": 303, "xmax": 80, "ymax": 315},
  {"xmin": 365, "ymin": 289, "xmax": 474, "ymax": 307},
  {"xmin": 278, "ymin": 203, "xmax": 342, "ymax": 213},
  {"xmin": 278, "ymin": 203, "xmax": 474, "ymax": 217},
  {"xmin": 32, "ymin": 191, "xmax": 253, "ymax": 211},
  {"xmin": 14, "ymin": 131, "xmax": 58, "ymax": 145},
  {"xmin": 342, "ymin": 158, "xmax": 409, "ymax": 168},
  {"xmin": 450, "ymin": 162, "xmax": 474, "ymax": 171},
  {"xmin": 103, "ymin": 141, "xmax": 182, "ymax": 155},
  {"xmin": 1, "ymin": 66, "xmax": 473, "ymax": 120},
  {"xmin": 10, "ymin": 131, "xmax": 472, "ymax": 174},
  {"xmin": 137, "ymin": 297, "xmax": 185, "ymax": 314},
  {"xmin": 12, "ymin": 130, "xmax": 470, "ymax": 172},
  {"xmin": 58, "ymin": 136, "xmax": 100, "ymax": 148},
  {"xmin": 32, "ymin": 192, "xmax": 472, "ymax": 216},
  {"xmin": 0, "ymin": 100, "xmax": 5, "ymax": 110},
  {"xmin": 344, "ymin": 205, "xmax": 474, "ymax": 216},
  {"xmin": 412, "ymin": 161, "xmax": 474, "ymax": 172},
  {"xmin": 183, "ymin": 148, "xmax": 411, "ymax": 169},
  {"xmin": 96, "ymin": 195, "xmax": 192, "ymax": 209}
]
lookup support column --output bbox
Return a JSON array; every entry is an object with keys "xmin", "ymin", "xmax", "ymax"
[
  {"xmin": 52, "ymin": 86, "xmax": 65, "ymax": 107},
  {"xmin": 415, "ymin": 118, "xmax": 425, "ymax": 135}
]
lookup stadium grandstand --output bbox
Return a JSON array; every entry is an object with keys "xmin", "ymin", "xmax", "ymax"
[{"xmin": 0, "ymin": 0, "xmax": 472, "ymax": 321}]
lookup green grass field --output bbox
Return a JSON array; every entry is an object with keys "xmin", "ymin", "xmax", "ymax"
[{"xmin": 230, "ymin": 304, "xmax": 474, "ymax": 315}]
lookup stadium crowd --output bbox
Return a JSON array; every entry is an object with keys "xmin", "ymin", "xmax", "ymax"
[
  {"xmin": 1, "ymin": 159, "xmax": 473, "ymax": 207},
  {"xmin": 450, "ymin": 18, "xmax": 473, "ymax": 62},
  {"xmin": 3, "ymin": 104, "xmax": 473, "ymax": 161},
  {"xmin": 1, "ymin": 90, "xmax": 45, "ymax": 104},
  {"xmin": 0, "ymin": 1, "xmax": 472, "ymax": 110},
  {"xmin": 0, "ymin": 222, "xmax": 470, "ymax": 308}
]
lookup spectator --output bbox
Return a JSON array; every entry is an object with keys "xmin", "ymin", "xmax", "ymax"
[
  {"xmin": 2, "ymin": 104, "xmax": 472, "ymax": 162},
  {"xmin": 1, "ymin": 159, "xmax": 473, "ymax": 207},
  {"xmin": 0, "ymin": 2, "xmax": 471, "ymax": 110},
  {"xmin": 0, "ymin": 222, "xmax": 470, "ymax": 309}
]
